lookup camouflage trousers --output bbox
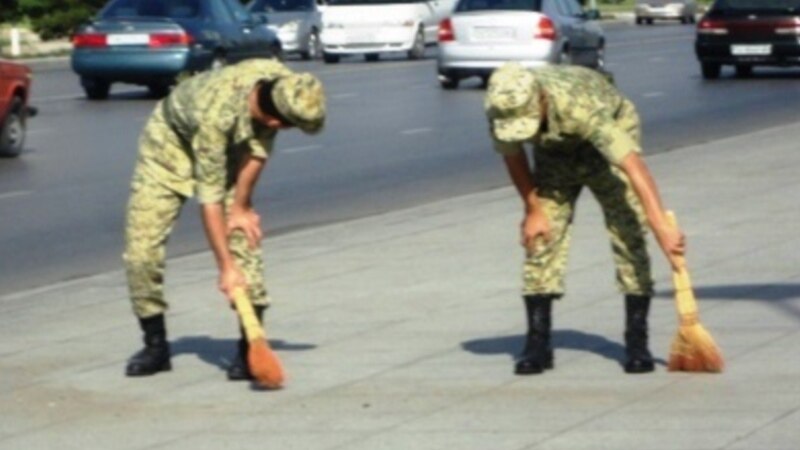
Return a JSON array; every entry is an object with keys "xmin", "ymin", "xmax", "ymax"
[
  {"xmin": 123, "ymin": 168, "xmax": 269, "ymax": 319},
  {"xmin": 523, "ymin": 148, "xmax": 654, "ymax": 298}
]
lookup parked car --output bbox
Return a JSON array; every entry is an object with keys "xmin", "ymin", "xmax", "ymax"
[
  {"xmin": 696, "ymin": 0, "xmax": 800, "ymax": 79},
  {"xmin": 635, "ymin": 0, "xmax": 697, "ymax": 25},
  {"xmin": 71, "ymin": 0, "xmax": 283, "ymax": 100},
  {"xmin": 0, "ymin": 59, "xmax": 36, "ymax": 158},
  {"xmin": 320, "ymin": 0, "xmax": 458, "ymax": 63},
  {"xmin": 248, "ymin": 0, "xmax": 324, "ymax": 60},
  {"xmin": 437, "ymin": 0, "xmax": 604, "ymax": 89}
]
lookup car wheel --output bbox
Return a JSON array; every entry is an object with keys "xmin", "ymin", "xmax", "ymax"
[
  {"xmin": 635, "ymin": 17, "xmax": 643, "ymax": 25},
  {"xmin": 408, "ymin": 28, "xmax": 425, "ymax": 60},
  {"xmin": 300, "ymin": 30, "xmax": 321, "ymax": 61},
  {"xmin": 439, "ymin": 75, "xmax": 459, "ymax": 90},
  {"xmin": 83, "ymin": 78, "xmax": 111, "ymax": 100},
  {"xmin": 701, "ymin": 62, "xmax": 721, "ymax": 80},
  {"xmin": 365, "ymin": 53, "xmax": 380, "ymax": 62},
  {"xmin": 646, "ymin": 18, "xmax": 654, "ymax": 25},
  {"xmin": 0, "ymin": 98, "xmax": 25, "ymax": 158},
  {"xmin": 271, "ymin": 44, "xmax": 285, "ymax": 62},
  {"xmin": 323, "ymin": 52, "xmax": 340, "ymax": 64},
  {"xmin": 680, "ymin": 16, "xmax": 688, "ymax": 24},
  {"xmin": 735, "ymin": 65, "xmax": 753, "ymax": 78},
  {"xmin": 148, "ymin": 84, "xmax": 171, "ymax": 98}
]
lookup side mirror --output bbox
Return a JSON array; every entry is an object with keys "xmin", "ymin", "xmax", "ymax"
[{"xmin": 584, "ymin": 9, "xmax": 601, "ymax": 20}]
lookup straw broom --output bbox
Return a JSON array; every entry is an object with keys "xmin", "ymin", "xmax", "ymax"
[
  {"xmin": 665, "ymin": 211, "xmax": 724, "ymax": 372},
  {"xmin": 232, "ymin": 287, "xmax": 285, "ymax": 388}
]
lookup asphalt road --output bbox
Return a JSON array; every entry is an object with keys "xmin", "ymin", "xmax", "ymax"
[{"xmin": 2, "ymin": 22, "xmax": 799, "ymax": 296}]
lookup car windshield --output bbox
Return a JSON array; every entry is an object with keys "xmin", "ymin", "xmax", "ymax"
[
  {"xmin": 327, "ymin": 0, "xmax": 423, "ymax": 5},
  {"xmin": 712, "ymin": 0, "xmax": 800, "ymax": 15},
  {"xmin": 250, "ymin": 0, "xmax": 315, "ymax": 12},
  {"xmin": 456, "ymin": 0, "xmax": 542, "ymax": 13},
  {"xmin": 102, "ymin": 0, "xmax": 202, "ymax": 19}
]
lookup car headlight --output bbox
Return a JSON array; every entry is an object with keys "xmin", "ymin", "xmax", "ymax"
[{"xmin": 281, "ymin": 21, "xmax": 300, "ymax": 33}]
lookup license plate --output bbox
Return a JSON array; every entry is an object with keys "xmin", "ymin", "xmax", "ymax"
[
  {"xmin": 731, "ymin": 44, "xmax": 772, "ymax": 56},
  {"xmin": 473, "ymin": 27, "xmax": 515, "ymax": 41},
  {"xmin": 107, "ymin": 34, "xmax": 149, "ymax": 45}
]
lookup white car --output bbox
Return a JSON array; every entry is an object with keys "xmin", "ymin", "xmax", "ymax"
[
  {"xmin": 635, "ymin": 0, "xmax": 697, "ymax": 25},
  {"xmin": 437, "ymin": 0, "xmax": 604, "ymax": 89},
  {"xmin": 320, "ymin": 0, "xmax": 457, "ymax": 63}
]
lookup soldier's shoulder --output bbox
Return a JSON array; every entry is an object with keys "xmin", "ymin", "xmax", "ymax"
[{"xmin": 232, "ymin": 58, "xmax": 293, "ymax": 80}]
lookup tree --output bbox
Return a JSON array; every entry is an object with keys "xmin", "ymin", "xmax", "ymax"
[
  {"xmin": 18, "ymin": 0, "xmax": 107, "ymax": 39},
  {"xmin": 0, "ymin": 0, "xmax": 22, "ymax": 23}
]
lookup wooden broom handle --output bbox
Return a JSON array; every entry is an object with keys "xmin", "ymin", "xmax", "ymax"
[
  {"xmin": 665, "ymin": 211, "xmax": 698, "ymax": 318},
  {"xmin": 232, "ymin": 287, "xmax": 265, "ymax": 341}
]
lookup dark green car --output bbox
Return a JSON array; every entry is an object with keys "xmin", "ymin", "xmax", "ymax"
[{"xmin": 71, "ymin": 0, "xmax": 283, "ymax": 100}]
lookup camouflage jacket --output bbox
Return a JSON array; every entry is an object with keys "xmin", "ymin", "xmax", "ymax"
[
  {"xmin": 137, "ymin": 59, "xmax": 292, "ymax": 204},
  {"xmin": 493, "ymin": 65, "xmax": 640, "ymax": 166}
]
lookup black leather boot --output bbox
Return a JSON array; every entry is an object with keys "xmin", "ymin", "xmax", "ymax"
[
  {"xmin": 624, "ymin": 294, "xmax": 655, "ymax": 374},
  {"xmin": 126, "ymin": 314, "xmax": 171, "ymax": 376},
  {"xmin": 227, "ymin": 305, "xmax": 266, "ymax": 381},
  {"xmin": 515, "ymin": 295, "xmax": 555, "ymax": 375}
]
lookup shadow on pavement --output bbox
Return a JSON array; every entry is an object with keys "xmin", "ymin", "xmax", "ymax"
[
  {"xmin": 171, "ymin": 335, "xmax": 316, "ymax": 370},
  {"xmin": 462, "ymin": 330, "xmax": 668, "ymax": 368},
  {"xmin": 656, "ymin": 283, "xmax": 800, "ymax": 321}
]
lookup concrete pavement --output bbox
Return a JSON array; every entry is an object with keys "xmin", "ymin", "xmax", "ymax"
[{"xmin": 1, "ymin": 120, "xmax": 799, "ymax": 450}]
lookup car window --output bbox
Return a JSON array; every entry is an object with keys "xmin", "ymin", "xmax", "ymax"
[
  {"xmin": 250, "ymin": 0, "xmax": 315, "ymax": 12},
  {"xmin": 712, "ymin": 0, "xmax": 800, "ymax": 14},
  {"xmin": 455, "ymin": 0, "xmax": 543, "ymax": 13},
  {"xmin": 222, "ymin": 0, "xmax": 255, "ymax": 22},
  {"xmin": 209, "ymin": 0, "xmax": 237, "ymax": 24},
  {"xmin": 560, "ymin": 0, "xmax": 583, "ymax": 16},
  {"xmin": 327, "ymin": 0, "xmax": 428, "ymax": 5},
  {"xmin": 102, "ymin": 0, "xmax": 202, "ymax": 18}
]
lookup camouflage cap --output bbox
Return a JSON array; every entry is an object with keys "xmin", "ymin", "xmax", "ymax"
[
  {"xmin": 272, "ymin": 73, "xmax": 326, "ymax": 134},
  {"xmin": 484, "ymin": 63, "xmax": 541, "ymax": 143}
]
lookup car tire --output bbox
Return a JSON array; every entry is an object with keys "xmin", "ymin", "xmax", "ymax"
[
  {"xmin": 408, "ymin": 28, "xmax": 425, "ymax": 60},
  {"xmin": 646, "ymin": 18, "xmax": 654, "ymax": 25},
  {"xmin": 83, "ymin": 79, "xmax": 111, "ymax": 100},
  {"xmin": 0, "ymin": 98, "xmax": 25, "ymax": 158},
  {"xmin": 680, "ymin": 16, "xmax": 688, "ymax": 24},
  {"xmin": 439, "ymin": 75, "xmax": 459, "ymax": 90},
  {"xmin": 323, "ymin": 52, "xmax": 340, "ymax": 64},
  {"xmin": 148, "ymin": 84, "xmax": 171, "ymax": 99},
  {"xmin": 300, "ymin": 30, "xmax": 321, "ymax": 60},
  {"xmin": 701, "ymin": 62, "xmax": 721, "ymax": 80},
  {"xmin": 635, "ymin": 17, "xmax": 643, "ymax": 25},
  {"xmin": 365, "ymin": 53, "xmax": 380, "ymax": 62},
  {"xmin": 735, "ymin": 65, "xmax": 753, "ymax": 78}
]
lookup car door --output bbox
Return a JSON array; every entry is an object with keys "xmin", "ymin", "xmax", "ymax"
[
  {"xmin": 220, "ymin": 0, "xmax": 260, "ymax": 61},
  {"xmin": 553, "ymin": 0, "xmax": 589, "ymax": 64}
]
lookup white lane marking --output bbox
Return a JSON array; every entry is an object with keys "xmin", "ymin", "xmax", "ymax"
[
  {"xmin": 0, "ymin": 190, "xmax": 33, "ymax": 201},
  {"xmin": 643, "ymin": 92, "xmax": 665, "ymax": 98},
  {"xmin": 401, "ymin": 127, "xmax": 433, "ymax": 136},
  {"xmin": 331, "ymin": 92, "xmax": 359, "ymax": 100},
  {"xmin": 282, "ymin": 144, "xmax": 323, "ymax": 154}
]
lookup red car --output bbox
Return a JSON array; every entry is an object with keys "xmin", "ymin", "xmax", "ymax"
[{"xmin": 0, "ymin": 59, "xmax": 36, "ymax": 157}]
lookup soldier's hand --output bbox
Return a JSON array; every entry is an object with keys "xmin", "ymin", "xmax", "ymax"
[
  {"xmin": 219, "ymin": 265, "xmax": 247, "ymax": 303},
  {"xmin": 521, "ymin": 212, "xmax": 552, "ymax": 252},
  {"xmin": 656, "ymin": 225, "xmax": 686, "ymax": 271},
  {"xmin": 227, "ymin": 207, "xmax": 263, "ymax": 250}
]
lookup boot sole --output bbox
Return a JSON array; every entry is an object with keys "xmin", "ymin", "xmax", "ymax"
[
  {"xmin": 515, "ymin": 359, "xmax": 554, "ymax": 375},
  {"xmin": 126, "ymin": 360, "xmax": 172, "ymax": 377}
]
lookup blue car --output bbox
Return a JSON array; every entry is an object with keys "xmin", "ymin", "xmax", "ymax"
[{"xmin": 71, "ymin": 0, "xmax": 283, "ymax": 100}]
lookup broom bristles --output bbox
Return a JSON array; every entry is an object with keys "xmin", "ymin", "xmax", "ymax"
[
  {"xmin": 668, "ymin": 323, "xmax": 724, "ymax": 373},
  {"xmin": 247, "ymin": 338, "xmax": 285, "ymax": 389}
]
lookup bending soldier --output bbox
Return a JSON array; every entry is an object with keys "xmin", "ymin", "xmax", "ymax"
[
  {"xmin": 123, "ymin": 59, "xmax": 326, "ymax": 380},
  {"xmin": 485, "ymin": 63, "xmax": 685, "ymax": 375}
]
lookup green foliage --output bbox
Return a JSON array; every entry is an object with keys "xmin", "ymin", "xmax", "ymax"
[
  {"xmin": 17, "ymin": 0, "xmax": 107, "ymax": 39},
  {"xmin": 0, "ymin": 1, "xmax": 22, "ymax": 23}
]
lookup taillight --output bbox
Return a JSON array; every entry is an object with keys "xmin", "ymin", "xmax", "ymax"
[
  {"xmin": 438, "ymin": 18, "xmax": 455, "ymax": 43},
  {"xmin": 73, "ymin": 33, "xmax": 107, "ymax": 48},
  {"xmin": 535, "ymin": 16, "xmax": 556, "ymax": 41},
  {"xmin": 697, "ymin": 19, "xmax": 729, "ymax": 35},
  {"xmin": 776, "ymin": 18, "xmax": 800, "ymax": 35},
  {"xmin": 149, "ymin": 32, "xmax": 194, "ymax": 47}
]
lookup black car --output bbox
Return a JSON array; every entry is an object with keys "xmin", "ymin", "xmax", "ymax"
[
  {"xmin": 72, "ymin": 0, "xmax": 283, "ymax": 99},
  {"xmin": 696, "ymin": 0, "xmax": 800, "ymax": 79}
]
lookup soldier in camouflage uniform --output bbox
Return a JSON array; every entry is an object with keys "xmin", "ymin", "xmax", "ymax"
[
  {"xmin": 123, "ymin": 59, "xmax": 326, "ymax": 380},
  {"xmin": 485, "ymin": 63, "xmax": 685, "ymax": 375}
]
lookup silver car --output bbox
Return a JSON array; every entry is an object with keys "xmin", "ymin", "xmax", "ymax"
[
  {"xmin": 248, "ymin": 0, "xmax": 324, "ymax": 60},
  {"xmin": 437, "ymin": 0, "xmax": 605, "ymax": 89},
  {"xmin": 635, "ymin": 0, "xmax": 697, "ymax": 25}
]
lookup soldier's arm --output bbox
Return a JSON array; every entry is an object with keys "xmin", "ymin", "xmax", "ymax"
[
  {"xmin": 227, "ymin": 153, "xmax": 267, "ymax": 249},
  {"xmin": 502, "ymin": 146, "xmax": 552, "ymax": 249},
  {"xmin": 619, "ymin": 152, "xmax": 685, "ymax": 270}
]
